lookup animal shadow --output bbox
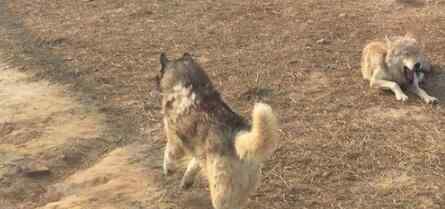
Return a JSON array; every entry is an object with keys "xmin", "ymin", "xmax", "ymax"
[
  {"xmin": 423, "ymin": 64, "xmax": 445, "ymax": 103},
  {"xmin": 395, "ymin": 0, "xmax": 427, "ymax": 7}
]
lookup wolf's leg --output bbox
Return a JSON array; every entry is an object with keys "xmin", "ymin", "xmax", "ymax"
[
  {"xmin": 163, "ymin": 119, "xmax": 185, "ymax": 175},
  {"xmin": 163, "ymin": 142, "xmax": 182, "ymax": 175},
  {"xmin": 370, "ymin": 67, "xmax": 408, "ymax": 101},
  {"xmin": 409, "ymin": 86, "xmax": 437, "ymax": 104},
  {"xmin": 207, "ymin": 163, "xmax": 245, "ymax": 209},
  {"xmin": 408, "ymin": 74, "xmax": 438, "ymax": 104},
  {"xmin": 180, "ymin": 158, "xmax": 200, "ymax": 189},
  {"xmin": 371, "ymin": 79, "xmax": 408, "ymax": 102}
]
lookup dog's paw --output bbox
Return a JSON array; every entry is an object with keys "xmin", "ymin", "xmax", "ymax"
[
  {"xmin": 163, "ymin": 168, "xmax": 174, "ymax": 176},
  {"xmin": 424, "ymin": 96, "xmax": 438, "ymax": 104},
  {"xmin": 163, "ymin": 161, "xmax": 175, "ymax": 176},
  {"xmin": 396, "ymin": 93, "xmax": 408, "ymax": 102},
  {"xmin": 180, "ymin": 178, "xmax": 194, "ymax": 190}
]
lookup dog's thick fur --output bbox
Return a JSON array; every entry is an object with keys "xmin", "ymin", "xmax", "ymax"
[
  {"xmin": 157, "ymin": 53, "xmax": 278, "ymax": 209},
  {"xmin": 361, "ymin": 34, "xmax": 437, "ymax": 104}
]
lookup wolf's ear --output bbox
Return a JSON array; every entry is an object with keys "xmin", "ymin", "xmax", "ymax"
[
  {"xmin": 160, "ymin": 53, "xmax": 169, "ymax": 67},
  {"xmin": 404, "ymin": 32, "xmax": 418, "ymax": 42},
  {"xmin": 183, "ymin": 53, "xmax": 193, "ymax": 62},
  {"xmin": 385, "ymin": 36, "xmax": 392, "ymax": 47},
  {"xmin": 160, "ymin": 53, "xmax": 169, "ymax": 73}
]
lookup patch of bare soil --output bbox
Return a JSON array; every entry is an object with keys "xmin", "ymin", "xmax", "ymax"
[
  {"xmin": 2, "ymin": 0, "xmax": 445, "ymax": 209},
  {"xmin": 39, "ymin": 145, "xmax": 154, "ymax": 209},
  {"xmin": 0, "ymin": 61, "xmax": 209, "ymax": 209},
  {"xmin": 37, "ymin": 143, "xmax": 213, "ymax": 209},
  {"xmin": 0, "ymin": 61, "xmax": 105, "ymax": 208}
]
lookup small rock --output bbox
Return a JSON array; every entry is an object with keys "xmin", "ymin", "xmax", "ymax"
[
  {"xmin": 339, "ymin": 13, "xmax": 347, "ymax": 18},
  {"xmin": 316, "ymin": 38, "xmax": 329, "ymax": 44},
  {"xmin": 325, "ymin": 64, "xmax": 336, "ymax": 71},
  {"xmin": 64, "ymin": 57, "xmax": 74, "ymax": 61},
  {"xmin": 289, "ymin": 60, "xmax": 299, "ymax": 65},
  {"xmin": 23, "ymin": 162, "xmax": 50, "ymax": 177},
  {"xmin": 322, "ymin": 171, "xmax": 333, "ymax": 178}
]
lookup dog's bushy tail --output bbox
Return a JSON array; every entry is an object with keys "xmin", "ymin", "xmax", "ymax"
[{"xmin": 235, "ymin": 103, "xmax": 278, "ymax": 162}]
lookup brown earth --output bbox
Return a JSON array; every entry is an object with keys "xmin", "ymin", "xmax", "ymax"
[{"xmin": 1, "ymin": 0, "xmax": 445, "ymax": 209}]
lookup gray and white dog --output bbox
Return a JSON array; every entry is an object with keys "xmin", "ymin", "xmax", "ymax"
[{"xmin": 157, "ymin": 53, "xmax": 279, "ymax": 209}]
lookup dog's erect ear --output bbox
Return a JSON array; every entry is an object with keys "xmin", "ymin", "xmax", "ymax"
[
  {"xmin": 183, "ymin": 53, "xmax": 193, "ymax": 62},
  {"xmin": 160, "ymin": 53, "xmax": 169, "ymax": 74},
  {"xmin": 404, "ymin": 32, "xmax": 419, "ymax": 43},
  {"xmin": 405, "ymin": 32, "xmax": 415, "ymax": 39},
  {"xmin": 160, "ymin": 53, "xmax": 169, "ymax": 67},
  {"xmin": 385, "ymin": 36, "xmax": 392, "ymax": 47}
]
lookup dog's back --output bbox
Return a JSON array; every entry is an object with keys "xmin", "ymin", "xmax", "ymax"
[{"xmin": 361, "ymin": 41, "xmax": 388, "ymax": 80}]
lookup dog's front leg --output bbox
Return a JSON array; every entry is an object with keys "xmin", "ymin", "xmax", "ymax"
[
  {"xmin": 180, "ymin": 158, "xmax": 200, "ymax": 189},
  {"xmin": 163, "ymin": 118, "xmax": 186, "ymax": 175},
  {"xmin": 163, "ymin": 138, "xmax": 186, "ymax": 175},
  {"xmin": 371, "ymin": 79, "xmax": 408, "ymax": 102},
  {"xmin": 163, "ymin": 142, "xmax": 175, "ymax": 175},
  {"xmin": 408, "ymin": 75, "xmax": 438, "ymax": 104}
]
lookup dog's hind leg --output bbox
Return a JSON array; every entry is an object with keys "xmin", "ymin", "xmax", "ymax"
[{"xmin": 180, "ymin": 158, "xmax": 200, "ymax": 189}]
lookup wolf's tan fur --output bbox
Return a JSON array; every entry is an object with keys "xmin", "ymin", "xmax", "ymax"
[
  {"xmin": 157, "ymin": 53, "xmax": 278, "ymax": 209},
  {"xmin": 361, "ymin": 35, "xmax": 437, "ymax": 104}
]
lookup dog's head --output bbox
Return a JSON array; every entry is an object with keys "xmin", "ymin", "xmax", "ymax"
[
  {"xmin": 386, "ymin": 35, "xmax": 424, "ymax": 84},
  {"xmin": 157, "ymin": 52, "xmax": 213, "ymax": 94}
]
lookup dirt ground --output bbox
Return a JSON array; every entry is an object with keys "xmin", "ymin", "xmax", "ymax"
[{"xmin": 1, "ymin": 0, "xmax": 445, "ymax": 209}]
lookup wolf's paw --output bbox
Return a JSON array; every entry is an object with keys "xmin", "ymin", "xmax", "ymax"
[
  {"xmin": 396, "ymin": 93, "xmax": 408, "ymax": 102},
  {"xmin": 424, "ymin": 96, "xmax": 438, "ymax": 104},
  {"xmin": 163, "ymin": 161, "xmax": 175, "ymax": 176},
  {"xmin": 180, "ymin": 178, "xmax": 194, "ymax": 190},
  {"xmin": 163, "ymin": 168, "xmax": 174, "ymax": 176}
]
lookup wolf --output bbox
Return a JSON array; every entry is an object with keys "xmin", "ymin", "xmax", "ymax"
[
  {"xmin": 361, "ymin": 34, "xmax": 437, "ymax": 104},
  {"xmin": 156, "ymin": 52, "xmax": 279, "ymax": 209}
]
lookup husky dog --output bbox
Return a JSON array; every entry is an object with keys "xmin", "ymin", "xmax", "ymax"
[
  {"xmin": 361, "ymin": 34, "xmax": 437, "ymax": 103},
  {"xmin": 157, "ymin": 53, "xmax": 278, "ymax": 209}
]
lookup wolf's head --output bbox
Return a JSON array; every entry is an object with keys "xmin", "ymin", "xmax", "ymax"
[
  {"xmin": 386, "ymin": 35, "xmax": 423, "ymax": 84},
  {"xmin": 157, "ymin": 53, "xmax": 213, "ymax": 93}
]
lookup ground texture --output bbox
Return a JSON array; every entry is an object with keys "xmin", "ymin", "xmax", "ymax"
[{"xmin": 1, "ymin": 0, "xmax": 445, "ymax": 209}]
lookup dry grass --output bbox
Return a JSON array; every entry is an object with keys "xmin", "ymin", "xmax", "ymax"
[{"xmin": 1, "ymin": 0, "xmax": 445, "ymax": 209}]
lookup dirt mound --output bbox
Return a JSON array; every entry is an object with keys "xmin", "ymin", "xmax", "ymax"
[
  {"xmin": 0, "ymin": 62, "xmax": 209, "ymax": 209},
  {"xmin": 0, "ymin": 62, "xmax": 106, "ymax": 208},
  {"xmin": 40, "ymin": 146, "xmax": 151, "ymax": 209},
  {"xmin": 37, "ymin": 143, "xmax": 211, "ymax": 209}
]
